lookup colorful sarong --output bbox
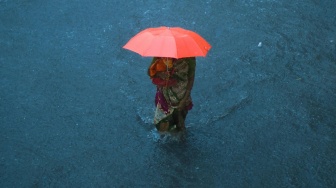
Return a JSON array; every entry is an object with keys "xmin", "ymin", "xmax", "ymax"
[{"xmin": 149, "ymin": 57, "xmax": 196, "ymax": 127}]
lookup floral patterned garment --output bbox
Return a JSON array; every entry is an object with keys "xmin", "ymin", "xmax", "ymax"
[{"xmin": 151, "ymin": 57, "xmax": 196, "ymax": 125}]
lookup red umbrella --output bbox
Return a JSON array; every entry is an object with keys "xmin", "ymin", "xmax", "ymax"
[{"xmin": 123, "ymin": 26, "xmax": 211, "ymax": 58}]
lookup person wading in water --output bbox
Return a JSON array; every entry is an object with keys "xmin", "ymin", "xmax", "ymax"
[{"xmin": 148, "ymin": 57, "xmax": 196, "ymax": 132}]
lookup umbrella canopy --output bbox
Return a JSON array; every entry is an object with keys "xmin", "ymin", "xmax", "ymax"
[{"xmin": 123, "ymin": 26, "xmax": 211, "ymax": 58}]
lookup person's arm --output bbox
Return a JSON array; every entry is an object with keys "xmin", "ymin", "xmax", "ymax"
[
  {"xmin": 185, "ymin": 57, "xmax": 196, "ymax": 92},
  {"xmin": 178, "ymin": 58, "xmax": 196, "ymax": 109}
]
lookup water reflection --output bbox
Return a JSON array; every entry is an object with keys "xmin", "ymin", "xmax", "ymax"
[{"xmin": 145, "ymin": 129, "xmax": 206, "ymax": 187}]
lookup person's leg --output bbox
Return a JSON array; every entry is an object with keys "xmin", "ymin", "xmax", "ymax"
[
  {"xmin": 175, "ymin": 110, "xmax": 187, "ymax": 131},
  {"xmin": 156, "ymin": 121, "xmax": 169, "ymax": 132},
  {"xmin": 182, "ymin": 109, "xmax": 188, "ymax": 119}
]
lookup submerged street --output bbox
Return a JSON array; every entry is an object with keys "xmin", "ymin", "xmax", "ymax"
[{"xmin": 1, "ymin": 0, "xmax": 335, "ymax": 187}]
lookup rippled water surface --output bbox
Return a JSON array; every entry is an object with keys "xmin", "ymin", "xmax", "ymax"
[{"xmin": 1, "ymin": 0, "xmax": 335, "ymax": 187}]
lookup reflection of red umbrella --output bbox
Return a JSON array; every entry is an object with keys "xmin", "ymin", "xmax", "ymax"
[{"xmin": 123, "ymin": 26, "xmax": 211, "ymax": 58}]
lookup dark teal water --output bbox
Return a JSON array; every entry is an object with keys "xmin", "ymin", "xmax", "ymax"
[{"xmin": 1, "ymin": 0, "xmax": 335, "ymax": 187}]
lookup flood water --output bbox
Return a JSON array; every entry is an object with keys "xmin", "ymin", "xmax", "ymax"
[{"xmin": 1, "ymin": 0, "xmax": 335, "ymax": 187}]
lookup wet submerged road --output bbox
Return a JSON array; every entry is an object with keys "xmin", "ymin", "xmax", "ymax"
[{"xmin": 1, "ymin": 0, "xmax": 336, "ymax": 187}]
